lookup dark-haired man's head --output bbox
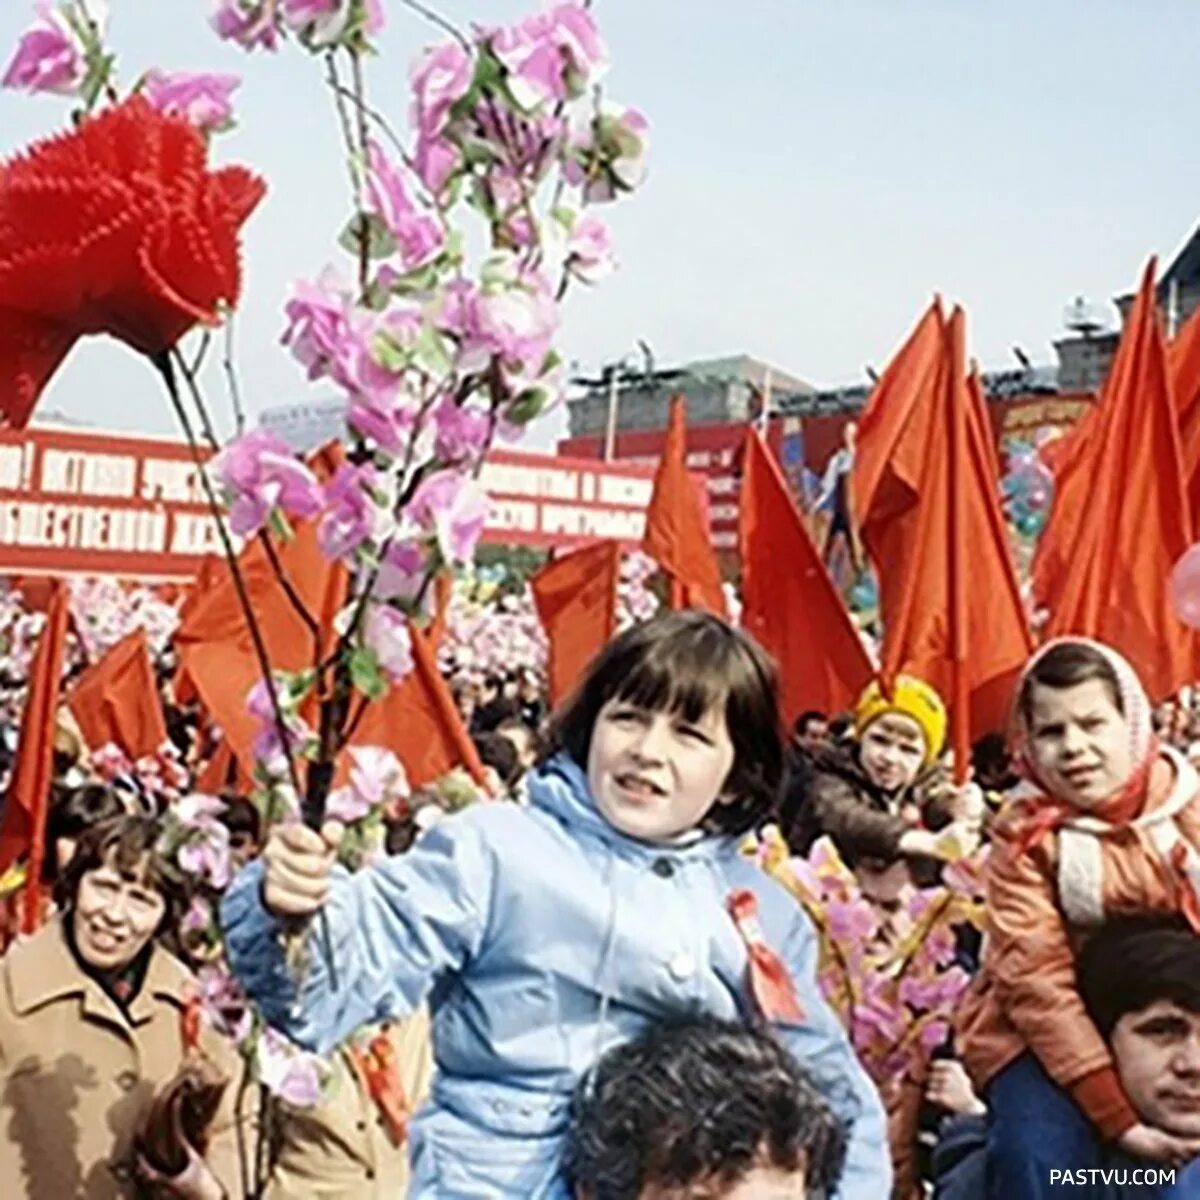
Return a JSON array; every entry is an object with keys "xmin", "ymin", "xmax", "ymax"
[
  {"xmin": 496, "ymin": 717, "xmax": 539, "ymax": 774},
  {"xmin": 472, "ymin": 732, "xmax": 520, "ymax": 792},
  {"xmin": 1079, "ymin": 918, "xmax": 1200, "ymax": 1139},
  {"xmin": 971, "ymin": 732, "xmax": 1018, "ymax": 793},
  {"xmin": 217, "ymin": 794, "xmax": 263, "ymax": 870},
  {"xmin": 792, "ymin": 711, "xmax": 828, "ymax": 754},
  {"xmin": 565, "ymin": 1016, "xmax": 845, "ymax": 1199}
]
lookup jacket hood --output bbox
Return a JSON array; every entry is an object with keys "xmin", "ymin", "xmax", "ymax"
[{"xmin": 527, "ymin": 751, "xmax": 740, "ymax": 865}]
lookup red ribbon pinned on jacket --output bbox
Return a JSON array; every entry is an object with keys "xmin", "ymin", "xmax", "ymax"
[
  {"xmin": 180, "ymin": 991, "xmax": 202, "ymax": 1054},
  {"xmin": 726, "ymin": 889, "xmax": 804, "ymax": 1023},
  {"xmin": 350, "ymin": 1032, "xmax": 411, "ymax": 1148}
]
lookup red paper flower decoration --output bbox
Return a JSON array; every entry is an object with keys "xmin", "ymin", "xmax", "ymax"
[{"xmin": 0, "ymin": 95, "xmax": 266, "ymax": 428}]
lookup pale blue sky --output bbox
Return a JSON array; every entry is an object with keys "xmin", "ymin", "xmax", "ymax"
[{"xmin": 1, "ymin": 1, "xmax": 1197, "ymax": 449}]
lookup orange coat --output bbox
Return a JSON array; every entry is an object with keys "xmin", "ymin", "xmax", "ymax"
[{"xmin": 956, "ymin": 748, "xmax": 1200, "ymax": 1137}]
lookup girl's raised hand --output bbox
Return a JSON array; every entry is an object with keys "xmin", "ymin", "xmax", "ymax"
[{"xmin": 262, "ymin": 821, "xmax": 344, "ymax": 918}]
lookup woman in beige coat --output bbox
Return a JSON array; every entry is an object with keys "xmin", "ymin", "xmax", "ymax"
[
  {"xmin": 266, "ymin": 1007, "xmax": 435, "ymax": 1198},
  {"xmin": 0, "ymin": 815, "xmax": 246, "ymax": 1200}
]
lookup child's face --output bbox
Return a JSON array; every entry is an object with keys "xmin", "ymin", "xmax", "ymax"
[
  {"xmin": 587, "ymin": 698, "xmax": 735, "ymax": 842},
  {"xmin": 859, "ymin": 713, "xmax": 926, "ymax": 792},
  {"xmin": 1026, "ymin": 678, "xmax": 1134, "ymax": 808}
]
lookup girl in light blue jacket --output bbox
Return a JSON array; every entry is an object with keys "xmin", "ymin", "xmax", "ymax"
[{"xmin": 221, "ymin": 611, "xmax": 890, "ymax": 1198}]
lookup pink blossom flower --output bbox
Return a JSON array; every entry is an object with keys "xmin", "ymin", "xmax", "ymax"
[
  {"xmin": 2, "ymin": 1, "xmax": 92, "ymax": 95},
  {"xmin": 257, "ymin": 1028, "xmax": 326, "ymax": 1107},
  {"xmin": 361, "ymin": 603, "xmax": 415, "ymax": 682},
  {"xmin": 922, "ymin": 923, "xmax": 958, "ymax": 969},
  {"xmin": 408, "ymin": 470, "xmax": 490, "ymax": 565},
  {"xmin": 246, "ymin": 676, "xmax": 313, "ymax": 764},
  {"xmin": 281, "ymin": 270, "xmax": 355, "ymax": 383},
  {"xmin": 210, "ymin": 0, "xmax": 281, "ymax": 51},
  {"xmin": 491, "ymin": 4, "xmax": 608, "ymax": 110},
  {"xmin": 918, "ymin": 1018, "xmax": 951, "ymax": 1052},
  {"xmin": 327, "ymin": 745, "xmax": 409, "ymax": 823},
  {"xmin": 566, "ymin": 214, "xmax": 616, "ymax": 284},
  {"xmin": 91, "ymin": 742, "xmax": 132, "ymax": 781},
  {"xmin": 566, "ymin": 105, "xmax": 650, "ymax": 203},
  {"xmin": 433, "ymin": 398, "xmax": 491, "ymax": 461},
  {"xmin": 363, "ymin": 140, "xmax": 444, "ymax": 272},
  {"xmin": 414, "ymin": 130, "xmax": 461, "ymax": 198},
  {"xmin": 216, "ymin": 429, "xmax": 323, "ymax": 537},
  {"xmin": 347, "ymin": 387, "xmax": 421, "ymax": 456},
  {"xmin": 435, "ymin": 280, "xmax": 492, "ymax": 373},
  {"xmin": 197, "ymin": 964, "xmax": 253, "ymax": 1043},
  {"xmin": 826, "ymin": 896, "xmax": 879, "ymax": 946},
  {"xmin": 318, "ymin": 463, "xmax": 378, "ymax": 561},
  {"xmin": 374, "ymin": 540, "xmax": 427, "ymax": 603},
  {"xmin": 410, "ymin": 41, "xmax": 472, "ymax": 139},
  {"xmin": 182, "ymin": 895, "xmax": 214, "ymax": 936},
  {"xmin": 281, "ymin": 0, "xmax": 382, "ymax": 46},
  {"xmin": 475, "ymin": 266, "xmax": 559, "ymax": 372},
  {"xmin": 178, "ymin": 825, "xmax": 232, "ymax": 889},
  {"xmin": 142, "ymin": 70, "xmax": 241, "ymax": 134}
]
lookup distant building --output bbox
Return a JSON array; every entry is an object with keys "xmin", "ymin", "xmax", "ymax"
[
  {"xmin": 566, "ymin": 355, "xmax": 813, "ymax": 439},
  {"xmin": 1054, "ymin": 219, "xmax": 1200, "ymax": 391},
  {"xmin": 259, "ymin": 398, "xmax": 347, "ymax": 452}
]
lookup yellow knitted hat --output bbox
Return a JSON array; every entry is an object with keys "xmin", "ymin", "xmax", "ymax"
[{"xmin": 854, "ymin": 675, "xmax": 947, "ymax": 764}]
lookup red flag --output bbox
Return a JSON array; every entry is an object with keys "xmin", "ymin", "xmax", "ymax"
[
  {"xmin": 1042, "ymin": 259, "xmax": 1194, "ymax": 700},
  {"xmin": 642, "ymin": 395, "xmax": 727, "ymax": 616},
  {"xmin": 0, "ymin": 582, "xmax": 69, "ymax": 931},
  {"xmin": 195, "ymin": 739, "xmax": 243, "ymax": 795},
  {"xmin": 738, "ymin": 429, "xmax": 872, "ymax": 720},
  {"xmin": 68, "ymin": 631, "xmax": 167, "ymax": 760},
  {"xmin": 531, "ymin": 541, "xmax": 620, "ymax": 707},
  {"xmin": 349, "ymin": 623, "xmax": 487, "ymax": 790},
  {"xmin": 853, "ymin": 303, "xmax": 1033, "ymax": 756},
  {"xmin": 425, "ymin": 572, "xmax": 454, "ymax": 653},
  {"xmin": 1170, "ymin": 303, "xmax": 1200, "ymax": 527}
]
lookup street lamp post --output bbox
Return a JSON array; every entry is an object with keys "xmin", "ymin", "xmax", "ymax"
[{"xmin": 603, "ymin": 363, "xmax": 621, "ymax": 462}]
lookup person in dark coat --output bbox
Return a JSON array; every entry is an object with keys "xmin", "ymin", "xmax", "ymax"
[{"xmin": 788, "ymin": 676, "xmax": 981, "ymax": 869}]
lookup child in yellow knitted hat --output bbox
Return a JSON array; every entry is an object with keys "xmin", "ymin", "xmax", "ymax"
[{"xmin": 789, "ymin": 674, "xmax": 979, "ymax": 866}]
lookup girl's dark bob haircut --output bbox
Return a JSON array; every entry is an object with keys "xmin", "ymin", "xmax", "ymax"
[
  {"xmin": 1017, "ymin": 641, "xmax": 1123, "ymax": 725},
  {"xmin": 544, "ymin": 611, "xmax": 783, "ymax": 835},
  {"xmin": 54, "ymin": 814, "xmax": 184, "ymax": 933}
]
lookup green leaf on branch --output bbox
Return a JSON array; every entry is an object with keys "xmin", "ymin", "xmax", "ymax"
[
  {"xmin": 413, "ymin": 324, "xmax": 453, "ymax": 378},
  {"xmin": 348, "ymin": 646, "xmax": 388, "ymax": 701},
  {"xmin": 372, "ymin": 328, "xmax": 413, "ymax": 373},
  {"xmin": 551, "ymin": 206, "xmax": 578, "ymax": 232},
  {"xmin": 385, "ymin": 262, "xmax": 441, "ymax": 297},
  {"xmin": 79, "ymin": 51, "xmax": 115, "ymax": 111},
  {"xmin": 338, "ymin": 212, "xmax": 397, "ymax": 262},
  {"xmin": 268, "ymin": 509, "xmax": 295, "ymax": 543},
  {"xmin": 507, "ymin": 387, "xmax": 549, "ymax": 425}
]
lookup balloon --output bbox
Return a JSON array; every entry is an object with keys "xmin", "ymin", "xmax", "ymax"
[{"xmin": 1171, "ymin": 543, "xmax": 1200, "ymax": 629}]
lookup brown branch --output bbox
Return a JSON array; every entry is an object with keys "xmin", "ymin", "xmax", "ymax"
[
  {"xmin": 258, "ymin": 529, "xmax": 322, "ymax": 643},
  {"xmin": 325, "ymin": 52, "xmax": 360, "ymax": 199},
  {"xmin": 171, "ymin": 347, "xmax": 322, "ymax": 648},
  {"xmin": 187, "ymin": 330, "xmax": 213, "ymax": 378},
  {"xmin": 153, "ymin": 352, "xmax": 305, "ymax": 805},
  {"xmin": 349, "ymin": 49, "xmax": 372, "ymax": 298}
]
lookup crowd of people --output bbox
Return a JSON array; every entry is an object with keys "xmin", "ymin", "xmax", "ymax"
[{"xmin": 0, "ymin": 599, "xmax": 1199, "ymax": 1198}]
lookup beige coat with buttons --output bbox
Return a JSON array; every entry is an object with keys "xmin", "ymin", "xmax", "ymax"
[
  {"xmin": 266, "ymin": 1007, "xmax": 435, "ymax": 1199},
  {"xmin": 0, "ymin": 919, "xmax": 248, "ymax": 1200}
]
